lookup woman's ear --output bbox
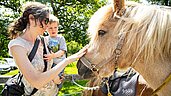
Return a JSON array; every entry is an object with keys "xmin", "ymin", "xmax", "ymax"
[{"xmin": 28, "ymin": 14, "xmax": 36, "ymax": 26}]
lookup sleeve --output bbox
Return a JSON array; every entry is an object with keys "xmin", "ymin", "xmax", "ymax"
[
  {"xmin": 8, "ymin": 39, "xmax": 27, "ymax": 57},
  {"xmin": 59, "ymin": 36, "xmax": 67, "ymax": 52}
]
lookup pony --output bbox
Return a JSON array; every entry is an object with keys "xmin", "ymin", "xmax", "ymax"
[{"xmin": 77, "ymin": 0, "xmax": 171, "ymax": 96}]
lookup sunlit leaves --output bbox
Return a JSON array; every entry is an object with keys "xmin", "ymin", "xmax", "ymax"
[{"xmin": 50, "ymin": 0, "xmax": 107, "ymax": 45}]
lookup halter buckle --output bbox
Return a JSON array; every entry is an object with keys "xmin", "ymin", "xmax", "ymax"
[{"xmin": 91, "ymin": 64, "xmax": 99, "ymax": 72}]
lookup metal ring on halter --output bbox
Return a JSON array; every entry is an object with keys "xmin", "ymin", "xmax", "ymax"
[{"xmin": 91, "ymin": 64, "xmax": 99, "ymax": 72}]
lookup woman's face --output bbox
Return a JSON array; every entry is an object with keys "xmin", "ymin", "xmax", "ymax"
[
  {"xmin": 39, "ymin": 16, "xmax": 49, "ymax": 35},
  {"xmin": 29, "ymin": 14, "xmax": 49, "ymax": 35},
  {"xmin": 47, "ymin": 22, "xmax": 58, "ymax": 37}
]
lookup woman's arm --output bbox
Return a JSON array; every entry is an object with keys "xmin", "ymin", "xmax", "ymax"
[{"xmin": 10, "ymin": 45, "xmax": 87, "ymax": 89}]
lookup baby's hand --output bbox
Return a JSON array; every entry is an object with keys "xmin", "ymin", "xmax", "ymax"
[{"xmin": 44, "ymin": 52, "xmax": 55, "ymax": 61}]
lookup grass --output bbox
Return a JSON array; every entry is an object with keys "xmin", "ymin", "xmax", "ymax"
[
  {"xmin": 3, "ymin": 69, "xmax": 19, "ymax": 76},
  {"xmin": 0, "ymin": 61, "xmax": 88, "ymax": 95},
  {"xmin": 58, "ymin": 80, "xmax": 88, "ymax": 96},
  {"xmin": 64, "ymin": 61, "xmax": 78, "ymax": 74},
  {"xmin": 59, "ymin": 62, "xmax": 88, "ymax": 95}
]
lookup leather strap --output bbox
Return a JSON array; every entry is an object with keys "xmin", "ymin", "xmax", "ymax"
[
  {"xmin": 24, "ymin": 38, "xmax": 40, "ymax": 95},
  {"xmin": 28, "ymin": 39, "xmax": 40, "ymax": 61},
  {"xmin": 41, "ymin": 37, "xmax": 48, "ymax": 72},
  {"xmin": 18, "ymin": 38, "xmax": 40, "ymax": 96},
  {"xmin": 30, "ymin": 37, "xmax": 48, "ymax": 95}
]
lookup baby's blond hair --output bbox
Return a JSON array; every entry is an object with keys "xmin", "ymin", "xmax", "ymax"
[{"xmin": 49, "ymin": 14, "xmax": 59, "ymax": 25}]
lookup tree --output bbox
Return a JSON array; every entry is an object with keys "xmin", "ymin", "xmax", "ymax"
[
  {"xmin": 0, "ymin": 0, "xmax": 107, "ymax": 57},
  {"xmin": 47, "ymin": 0, "xmax": 107, "ymax": 55},
  {"xmin": 0, "ymin": 0, "xmax": 21, "ymax": 57},
  {"xmin": 49, "ymin": 0, "xmax": 107, "ymax": 45},
  {"xmin": 0, "ymin": 0, "xmax": 22, "ymax": 13}
]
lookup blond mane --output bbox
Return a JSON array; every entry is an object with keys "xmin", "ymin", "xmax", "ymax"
[{"xmin": 88, "ymin": 2, "xmax": 171, "ymax": 66}]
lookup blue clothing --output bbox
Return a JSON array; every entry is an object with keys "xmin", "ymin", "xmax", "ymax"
[{"xmin": 46, "ymin": 35, "xmax": 67, "ymax": 64}]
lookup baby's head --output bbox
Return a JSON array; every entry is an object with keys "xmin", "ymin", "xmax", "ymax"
[
  {"xmin": 49, "ymin": 14, "xmax": 59, "ymax": 25},
  {"xmin": 47, "ymin": 14, "xmax": 59, "ymax": 37}
]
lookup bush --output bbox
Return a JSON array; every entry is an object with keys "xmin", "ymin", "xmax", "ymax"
[{"xmin": 66, "ymin": 41, "xmax": 83, "ymax": 56}]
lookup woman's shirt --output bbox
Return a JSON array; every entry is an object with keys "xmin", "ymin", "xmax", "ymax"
[{"xmin": 8, "ymin": 37, "xmax": 58, "ymax": 96}]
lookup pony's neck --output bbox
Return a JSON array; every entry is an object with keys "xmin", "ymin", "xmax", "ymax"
[{"xmin": 134, "ymin": 61, "xmax": 171, "ymax": 96}]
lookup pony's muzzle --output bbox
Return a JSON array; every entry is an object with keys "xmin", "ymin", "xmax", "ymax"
[{"xmin": 77, "ymin": 58, "xmax": 95, "ymax": 79}]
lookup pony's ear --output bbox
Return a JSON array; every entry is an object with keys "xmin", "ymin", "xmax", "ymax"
[{"xmin": 112, "ymin": 0, "xmax": 125, "ymax": 16}]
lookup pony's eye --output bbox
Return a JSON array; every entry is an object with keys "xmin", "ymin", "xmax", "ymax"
[{"xmin": 98, "ymin": 30, "xmax": 106, "ymax": 36}]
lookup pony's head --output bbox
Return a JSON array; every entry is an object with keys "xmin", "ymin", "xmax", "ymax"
[{"xmin": 77, "ymin": 0, "xmax": 171, "ymax": 79}]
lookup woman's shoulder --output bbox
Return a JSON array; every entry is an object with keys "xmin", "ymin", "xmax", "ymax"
[
  {"xmin": 8, "ymin": 37, "xmax": 25, "ymax": 46},
  {"xmin": 8, "ymin": 37, "xmax": 29, "ymax": 49},
  {"xmin": 8, "ymin": 37, "xmax": 30, "ymax": 56}
]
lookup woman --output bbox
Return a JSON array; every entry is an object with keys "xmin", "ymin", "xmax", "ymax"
[{"xmin": 8, "ymin": 1, "xmax": 87, "ymax": 96}]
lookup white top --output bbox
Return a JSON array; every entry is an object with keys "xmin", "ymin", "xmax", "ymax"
[{"xmin": 8, "ymin": 37, "xmax": 58, "ymax": 96}]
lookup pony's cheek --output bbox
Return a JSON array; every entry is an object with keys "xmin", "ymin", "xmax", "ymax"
[
  {"xmin": 84, "ymin": 50, "xmax": 98, "ymax": 63},
  {"xmin": 99, "ymin": 66, "xmax": 114, "ymax": 77},
  {"xmin": 118, "ymin": 63, "xmax": 129, "ymax": 69}
]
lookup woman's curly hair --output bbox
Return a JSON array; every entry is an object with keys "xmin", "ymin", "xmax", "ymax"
[{"xmin": 9, "ymin": 2, "xmax": 49, "ymax": 39}]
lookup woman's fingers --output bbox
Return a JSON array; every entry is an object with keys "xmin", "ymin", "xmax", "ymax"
[{"xmin": 76, "ymin": 45, "xmax": 88, "ymax": 57}]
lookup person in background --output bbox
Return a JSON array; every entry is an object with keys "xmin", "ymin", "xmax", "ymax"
[
  {"xmin": 8, "ymin": 1, "xmax": 87, "ymax": 96},
  {"xmin": 44, "ymin": 14, "xmax": 67, "ymax": 90}
]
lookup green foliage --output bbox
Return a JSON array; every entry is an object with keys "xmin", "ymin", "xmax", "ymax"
[
  {"xmin": 0, "ymin": 0, "xmax": 21, "ymax": 57},
  {"xmin": 0, "ymin": 18, "xmax": 10, "ymax": 57},
  {"xmin": 51, "ymin": 0, "xmax": 107, "ymax": 46},
  {"xmin": 0, "ymin": 0, "xmax": 22, "ymax": 13},
  {"xmin": 0, "ymin": 8, "xmax": 7, "ymax": 57},
  {"xmin": 58, "ymin": 80, "xmax": 88, "ymax": 96},
  {"xmin": 66, "ymin": 41, "xmax": 83, "ymax": 56},
  {"xmin": 0, "ymin": 85, "xmax": 3, "ymax": 92},
  {"xmin": 65, "ymin": 61, "xmax": 78, "ymax": 74},
  {"xmin": 0, "ymin": 0, "xmax": 107, "ymax": 57}
]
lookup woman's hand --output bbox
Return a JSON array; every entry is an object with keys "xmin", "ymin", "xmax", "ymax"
[
  {"xmin": 53, "ymin": 75, "xmax": 64, "ymax": 84},
  {"xmin": 66, "ymin": 45, "xmax": 88, "ymax": 63}
]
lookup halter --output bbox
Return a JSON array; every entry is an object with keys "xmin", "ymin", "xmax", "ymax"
[{"xmin": 80, "ymin": 33, "xmax": 126, "ymax": 76}]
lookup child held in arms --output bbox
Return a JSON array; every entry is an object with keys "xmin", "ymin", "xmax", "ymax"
[{"xmin": 44, "ymin": 14, "xmax": 67, "ymax": 90}]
